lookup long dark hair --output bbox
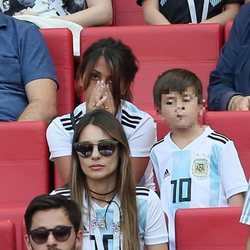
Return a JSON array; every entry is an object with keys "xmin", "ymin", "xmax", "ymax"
[{"xmin": 70, "ymin": 109, "xmax": 140, "ymax": 249}]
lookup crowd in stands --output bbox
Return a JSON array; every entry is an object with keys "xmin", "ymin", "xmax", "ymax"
[{"xmin": 0, "ymin": 1, "xmax": 249, "ymax": 250}]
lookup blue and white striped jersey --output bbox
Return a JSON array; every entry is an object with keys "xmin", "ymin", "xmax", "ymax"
[
  {"xmin": 150, "ymin": 125, "xmax": 248, "ymax": 250},
  {"xmin": 240, "ymin": 181, "xmax": 250, "ymax": 225},
  {"xmin": 51, "ymin": 186, "xmax": 168, "ymax": 249}
]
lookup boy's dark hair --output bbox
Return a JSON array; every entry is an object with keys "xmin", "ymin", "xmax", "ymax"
[
  {"xmin": 24, "ymin": 194, "xmax": 82, "ymax": 234},
  {"xmin": 153, "ymin": 68, "xmax": 203, "ymax": 111}
]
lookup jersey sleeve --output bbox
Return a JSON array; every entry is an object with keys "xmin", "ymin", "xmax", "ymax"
[
  {"xmin": 129, "ymin": 115, "xmax": 157, "ymax": 157},
  {"xmin": 219, "ymin": 140, "xmax": 248, "ymax": 198},
  {"xmin": 144, "ymin": 190, "xmax": 168, "ymax": 245},
  {"xmin": 240, "ymin": 181, "xmax": 250, "ymax": 225},
  {"xmin": 150, "ymin": 147, "xmax": 161, "ymax": 187},
  {"xmin": 46, "ymin": 116, "xmax": 73, "ymax": 160}
]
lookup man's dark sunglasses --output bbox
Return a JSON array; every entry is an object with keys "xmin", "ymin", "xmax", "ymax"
[{"xmin": 30, "ymin": 225, "xmax": 72, "ymax": 244}]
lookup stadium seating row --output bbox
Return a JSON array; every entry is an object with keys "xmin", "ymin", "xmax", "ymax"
[
  {"xmin": 0, "ymin": 206, "xmax": 247, "ymax": 250},
  {"xmin": 0, "ymin": 111, "xmax": 249, "ymax": 203},
  {"xmin": 46, "ymin": 23, "xmax": 228, "ymax": 186},
  {"xmin": 0, "ymin": 14, "xmax": 244, "ymax": 249},
  {"xmin": 44, "ymin": 22, "xmax": 233, "ymax": 118}
]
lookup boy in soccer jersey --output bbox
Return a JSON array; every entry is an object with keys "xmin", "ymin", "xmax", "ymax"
[
  {"xmin": 240, "ymin": 181, "xmax": 250, "ymax": 249},
  {"xmin": 151, "ymin": 68, "xmax": 248, "ymax": 250}
]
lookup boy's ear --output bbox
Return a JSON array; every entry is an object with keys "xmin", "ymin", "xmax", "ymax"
[
  {"xmin": 202, "ymin": 98, "xmax": 207, "ymax": 112},
  {"xmin": 202, "ymin": 98, "xmax": 206, "ymax": 106},
  {"xmin": 198, "ymin": 98, "xmax": 206, "ymax": 116}
]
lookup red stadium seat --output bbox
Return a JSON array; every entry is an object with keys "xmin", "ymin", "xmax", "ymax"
[
  {"xmin": 175, "ymin": 206, "xmax": 248, "ymax": 250},
  {"xmin": 112, "ymin": 0, "xmax": 145, "ymax": 26},
  {"xmin": 0, "ymin": 121, "xmax": 49, "ymax": 203},
  {"xmin": 0, "ymin": 220, "xmax": 16, "ymax": 250},
  {"xmin": 224, "ymin": 21, "xmax": 233, "ymax": 42},
  {"xmin": 0, "ymin": 203, "xmax": 27, "ymax": 250},
  {"xmin": 156, "ymin": 118, "xmax": 171, "ymax": 140},
  {"xmin": 80, "ymin": 24, "xmax": 223, "ymax": 117},
  {"xmin": 21, "ymin": 220, "xmax": 27, "ymax": 250},
  {"xmin": 40, "ymin": 28, "xmax": 75, "ymax": 115},
  {"xmin": 205, "ymin": 111, "xmax": 250, "ymax": 179}
]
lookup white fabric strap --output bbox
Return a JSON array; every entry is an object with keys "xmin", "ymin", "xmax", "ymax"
[
  {"xmin": 48, "ymin": 0, "xmax": 67, "ymax": 16},
  {"xmin": 187, "ymin": 0, "xmax": 210, "ymax": 23},
  {"xmin": 201, "ymin": 0, "xmax": 209, "ymax": 22}
]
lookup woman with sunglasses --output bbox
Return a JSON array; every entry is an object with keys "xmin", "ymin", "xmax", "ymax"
[
  {"xmin": 47, "ymin": 37, "xmax": 156, "ymax": 189},
  {"xmin": 51, "ymin": 109, "xmax": 169, "ymax": 250}
]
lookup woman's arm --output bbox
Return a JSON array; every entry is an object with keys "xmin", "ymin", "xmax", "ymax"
[
  {"xmin": 141, "ymin": 0, "xmax": 170, "ymax": 24},
  {"xmin": 202, "ymin": 3, "xmax": 240, "ymax": 25},
  {"xmin": 147, "ymin": 243, "xmax": 169, "ymax": 250},
  {"xmin": 54, "ymin": 0, "xmax": 113, "ymax": 27}
]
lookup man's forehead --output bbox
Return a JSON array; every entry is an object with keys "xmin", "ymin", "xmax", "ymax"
[{"xmin": 31, "ymin": 208, "xmax": 70, "ymax": 228}]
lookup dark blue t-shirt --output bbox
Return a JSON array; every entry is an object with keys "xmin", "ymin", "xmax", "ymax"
[
  {"xmin": 0, "ymin": 14, "xmax": 57, "ymax": 121},
  {"xmin": 208, "ymin": 3, "xmax": 250, "ymax": 110}
]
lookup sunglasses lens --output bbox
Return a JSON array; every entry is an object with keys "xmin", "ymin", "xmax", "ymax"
[
  {"xmin": 53, "ymin": 226, "xmax": 72, "ymax": 242},
  {"xmin": 98, "ymin": 141, "xmax": 117, "ymax": 156},
  {"xmin": 75, "ymin": 140, "xmax": 118, "ymax": 158},
  {"xmin": 30, "ymin": 230, "xmax": 49, "ymax": 244},
  {"xmin": 76, "ymin": 143, "xmax": 93, "ymax": 158}
]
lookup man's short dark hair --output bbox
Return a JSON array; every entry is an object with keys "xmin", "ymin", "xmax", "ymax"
[{"xmin": 24, "ymin": 194, "xmax": 82, "ymax": 234}]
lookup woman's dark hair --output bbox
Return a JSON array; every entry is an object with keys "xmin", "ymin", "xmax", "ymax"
[{"xmin": 77, "ymin": 37, "xmax": 139, "ymax": 109}]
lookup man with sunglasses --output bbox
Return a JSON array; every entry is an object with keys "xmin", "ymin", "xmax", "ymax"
[{"xmin": 24, "ymin": 194, "xmax": 82, "ymax": 250}]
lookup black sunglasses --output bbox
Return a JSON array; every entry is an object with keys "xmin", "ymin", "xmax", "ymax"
[
  {"xmin": 74, "ymin": 139, "xmax": 119, "ymax": 158},
  {"xmin": 30, "ymin": 225, "xmax": 72, "ymax": 244}
]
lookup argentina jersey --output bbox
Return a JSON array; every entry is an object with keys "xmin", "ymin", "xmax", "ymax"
[
  {"xmin": 50, "ymin": 186, "xmax": 168, "ymax": 249},
  {"xmin": 240, "ymin": 182, "xmax": 250, "ymax": 225},
  {"xmin": 150, "ymin": 125, "xmax": 247, "ymax": 250}
]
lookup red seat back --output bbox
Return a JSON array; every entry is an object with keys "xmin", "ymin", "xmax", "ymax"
[
  {"xmin": 156, "ymin": 118, "xmax": 172, "ymax": 140},
  {"xmin": 0, "ymin": 203, "xmax": 27, "ymax": 250},
  {"xmin": 80, "ymin": 24, "xmax": 223, "ymax": 117},
  {"xmin": 0, "ymin": 220, "xmax": 17, "ymax": 250},
  {"xmin": 40, "ymin": 28, "xmax": 75, "ymax": 115},
  {"xmin": 175, "ymin": 206, "xmax": 248, "ymax": 250},
  {"xmin": 21, "ymin": 220, "xmax": 27, "ymax": 250},
  {"xmin": 112, "ymin": 0, "xmax": 145, "ymax": 25},
  {"xmin": 0, "ymin": 121, "xmax": 49, "ymax": 203},
  {"xmin": 205, "ymin": 111, "xmax": 250, "ymax": 179}
]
